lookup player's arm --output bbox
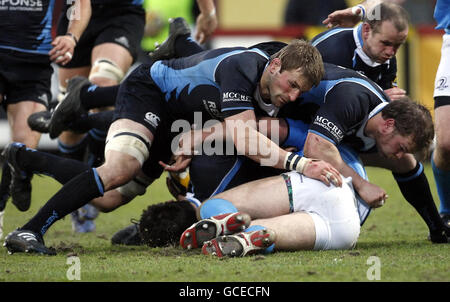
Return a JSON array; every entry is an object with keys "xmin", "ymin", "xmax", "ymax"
[
  {"xmin": 195, "ymin": 0, "xmax": 218, "ymax": 44},
  {"xmin": 224, "ymin": 109, "xmax": 342, "ymax": 186},
  {"xmin": 49, "ymin": 0, "xmax": 92, "ymax": 65},
  {"xmin": 303, "ymin": 132, "xmax": 386, "ymax": 207},
  {"xmin": 323, "ymin": 0, "xmax": 382, "ymax": 28}
]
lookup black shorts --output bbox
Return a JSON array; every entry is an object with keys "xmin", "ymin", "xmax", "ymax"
[
  {"xmin": 113, "ymin": 63, "xmax": 170, "ymax": 136},
  {"xmin": 57, "ymin": 4, "xmax": 145, "ymax": 68},
  {"xmin": 0, "ymin": 48, "xmax": 52, "ymax": 108}
]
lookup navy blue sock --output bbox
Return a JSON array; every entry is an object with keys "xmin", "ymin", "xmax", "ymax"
[
  {"xmin": 15, "ymin": 147, "xmax": 89, "ymax": 184},
  {"xmin": 22, "ymin": 168, "xmax": 104, "ymax": 237},
  {"xmin": 393, "ymin": 163, "xmax": 446, "ymax": 233},
  {"xmin": 58, "ymin": 136, "xmax": 88, "ymax": 162}
]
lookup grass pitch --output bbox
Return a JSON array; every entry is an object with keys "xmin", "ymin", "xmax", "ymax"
[{"xmin": 0, "ymin": 164, "xmax": 449, "ymax": 283}]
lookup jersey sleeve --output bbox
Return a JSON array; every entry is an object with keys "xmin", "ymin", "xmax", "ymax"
[
  {"xmin": 308, "ymin": 82, "xmax": 369, "ymax": 145},
  {"xmin": 214, "ymin": 52, "xmax": 264, "ymax": 118}
]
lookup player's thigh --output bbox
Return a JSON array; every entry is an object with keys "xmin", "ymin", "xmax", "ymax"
[
  {"xmin": 434, "ymin": 105, "xmax": 450, "ymax": 150},
  {"xmin": 214, "ymin": 175, "xmax": 291, "ymax": 218}
]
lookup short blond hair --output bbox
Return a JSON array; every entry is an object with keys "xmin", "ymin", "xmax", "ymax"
[{"xmin": 270, "ymin": 39, "xmax": 324, "ymax": 87}]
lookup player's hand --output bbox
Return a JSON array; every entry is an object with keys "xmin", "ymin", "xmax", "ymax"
[
  {"xmin": 323, "ymin": 7, "xmax": 361, "ymax": 28},
  {"xmin": 357, "ymin": 181, "xmax": 388, "ymax": 208},
  {"xmin": 49, "ymin": 35, "xmax": 76, "ymax": 66},
  {"xmin": 195, "ymin": 12, "xmax": 218, "ymax": 44},
  {"xmin": 159, "ymin": 154, "xmax": 192, "ymax": 172},
  {"xmin": 384, "ymin": 87, "xmax": 406, "ymax": 101},
  {"xmin": 303, "ymin": 159, "xmax": 343, "ymax": 187}
]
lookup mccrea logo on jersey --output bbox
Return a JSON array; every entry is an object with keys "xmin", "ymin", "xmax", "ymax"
[
  {"xmin": 313, "ymin": 116, "xmax": 344, "ymax": 141},
  {"xmin": 436, "ymin": 77, "xmax": 449, "ymax": 91},
  {"xmin": 144, "ymin": 112, "xmax": 160, "ymax": 128},
  {"xmin": 222, "ymin": 92, "xmax": 252, "ymax": 103}
]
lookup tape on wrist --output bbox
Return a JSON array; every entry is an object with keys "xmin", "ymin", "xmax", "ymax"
[
  {"xmin": 284, "ymin": 152, "xmax": 312, "ymax": 174},
  {"xmin": 208, "ymin": 8, "xmax": 216, "ymax": 17},
  {"xmin": 351, "ymin": 5, "xmax": 366, "ymax": 19}
]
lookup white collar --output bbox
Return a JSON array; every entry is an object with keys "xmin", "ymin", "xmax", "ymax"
[
  {"xmin": 353, "ymin": 24, "xmax": 390, "ymax": 67},
  {"xmin": 253, "ymin": 84, "xmax": 279, "ymax": 117}
]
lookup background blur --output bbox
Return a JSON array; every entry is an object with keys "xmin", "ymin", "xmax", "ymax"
[{"xmin": 0, "ymin": 0, "xmax": 442, "ymax": 149}]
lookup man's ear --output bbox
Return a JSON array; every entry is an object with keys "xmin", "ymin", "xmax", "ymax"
[
  {"xmin": 361, "ymin": 23, "xmax": 371, "ymax": 41},
  {"xmin": 269, "ymin": 58, "xmax": 281, "ymax": 74},
  {"xmin": 381, "ymin": 118, "xmax": 396, "ymax": 134}
]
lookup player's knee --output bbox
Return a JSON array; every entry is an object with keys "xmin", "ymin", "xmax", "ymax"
[
  {"xmin": 89, "ymin": 58, "xmax": 125, "ymax": 84},
  {"xmin": 436, "ymin": 135, "xmax": 450, "ymax": 156},
  {"xmin": 105, "ymin": 128, "xmax": 151, "ymax": 166}
]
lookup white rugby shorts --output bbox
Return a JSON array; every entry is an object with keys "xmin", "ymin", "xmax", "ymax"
[
  {"xmin": 285, "ymin": 171, "xmax": 360, "ymax": 250},
  {"xmin": 434, "ymin": 34, "xmax": 450, "ymax": 98}
]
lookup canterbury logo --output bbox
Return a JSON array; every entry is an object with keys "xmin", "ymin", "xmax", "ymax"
[
  {"xmin": 144, "ymin": 112, "xmax": 160, "ymax": 128},
  {"xmin": 18, "ymin": 232, "xmax": 38, "ymax": 242}
]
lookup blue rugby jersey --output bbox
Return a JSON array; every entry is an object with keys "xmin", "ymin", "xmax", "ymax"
[
  {"xmin": 149, "ymin": 47, "xmax": 270, "ymax": 123},
  {"xmin": 311, "ymin": 24, "xmax": 397, "ymax": 90},
  {"xmin": 300, "ymin": 63, "xmax": 390, "ymax": 152},
  {"xmin": 435, "ymin": 0, "xmax": 450, "ymax": 33},
  {"xmin": 0, "ymin": 0, "xmax": 55, "ymax": 54}
]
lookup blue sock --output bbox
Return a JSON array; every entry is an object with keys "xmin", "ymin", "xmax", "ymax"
[
  {"xmin": 431, "ymin": 156, "xmax": 450, "ymax": 214},
  {"xmin": 200, "ymin": 198, "xmax": 238, "ymax": 219},
  {"xmin": 245, "ymin": 225, "xmax": 275, "ymax": 254}
]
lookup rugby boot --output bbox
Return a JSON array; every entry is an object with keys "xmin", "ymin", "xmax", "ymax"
[
  {"xmin": 149, "ymin": 17, "xmax": 191, "ymax": 61},
  {"xmin": 2, "ymin": 142, "xmax": 32, "ymax": 212},
  {"xmin": 202, "ymin": 228, "xmax": 276, "ymax": 258},
  {"xmin": 27, "ymin": 110, "xmax": 52, "ymax": 133},
  {"xmin": 49, "ymin": 76, "xmax": 89, "ymax": 139},
  {"xmin": 111, "ymin": 219, "xmax": 144, "ymax": 246},
  {"xmin": 3, "ymin": 229, "xmax": 56, "ymax": 255},
  {"xmin": 180, "ymin": 212, "xmax": 251, "ymax": 250}
]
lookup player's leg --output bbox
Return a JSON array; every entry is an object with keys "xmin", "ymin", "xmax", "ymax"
[
  {"xmin": 432, "ymin": 104, "xmax": 450, "ymax": 226},
  {"xmin": 361, "ymin": 152, "xmax": 449, "ymax": 243},
  {"xmin": 3, "ymin": 54, "xmax": 53, "ymax": 212},
  {"xmin": 431, "ymin": 33, "xmax": 450, "ymax": 227}
]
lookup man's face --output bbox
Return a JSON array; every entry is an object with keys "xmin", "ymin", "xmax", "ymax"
[
  {"xmin": 362, "ymin": 20, "xmax": 408, "ymax": 63},
  {"xmin": 265, "ymin": 58, "xmax": 312, "ymax": 108},
  {"xmin": 376, "ymin": 129, "xmax": 414, "ymax": 160}
]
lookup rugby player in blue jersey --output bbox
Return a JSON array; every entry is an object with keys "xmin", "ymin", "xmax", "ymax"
[
  {"xmin": 3, "ymin": 39, "xmax": 343, "ymax": 255},
  {"xmin": 0, "ymin": 0, "xmax": 90, "ymax": 239}
]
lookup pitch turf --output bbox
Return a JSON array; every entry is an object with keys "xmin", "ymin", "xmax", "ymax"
[{"xmin": 0, "ymin": 164, "xmax": 449, "ymax": 283}]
